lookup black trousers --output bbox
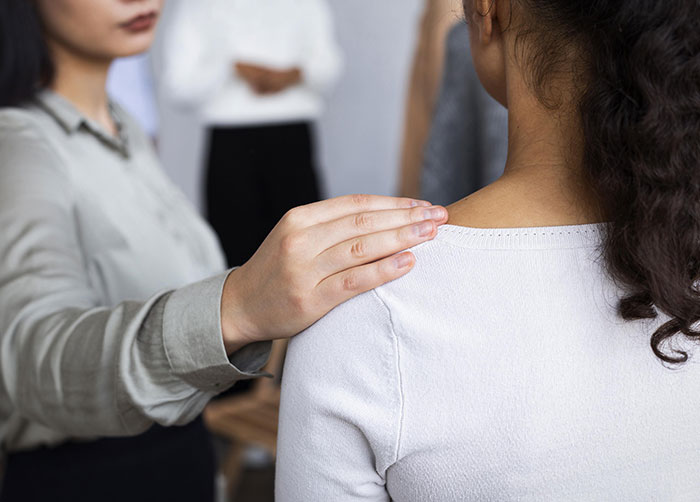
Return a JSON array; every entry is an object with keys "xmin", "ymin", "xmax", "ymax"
[
  {"xmin": 205, "ymin": 122, "xmax": 321, "ymax": 268},
  {"xmin": 0, "ymin": 417, "xmax": 216, "ymax": 502}
]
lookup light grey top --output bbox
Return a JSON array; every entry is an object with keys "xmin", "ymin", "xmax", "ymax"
[
  {"xmin": 0, "ymin": 91, "xmax": 270, "ymax": 455},
  {"xmin": 421, "ymin": 23, "xmax": 509, "ymax": 206},
  {"xmin": 278, "ymin": 224, "xmax": 700, "ymax": 501}
]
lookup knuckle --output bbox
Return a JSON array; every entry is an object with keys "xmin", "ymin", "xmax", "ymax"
[
  {"xmin": 350, "ymin": 193, "xmax": 371, "ymax": 207},
  {"xmin": 397, "ymin": 225, "xmax": 411, "ymax": 242},
  {"xmin": 280, "ymin": 231, "xmax": 305, "ymax": 255},
  {"xmin": 398, "ymin": 224, "xmax": 419, "ymax": 245},
  {"xmin": 352, "ymin": 212, "xmax": 374, "ymax": 230},
  {"xmin": 349, "ymin": 238, "xmax": 367, "ymax": 260},
  {"xmin": 341, "ymin": 272, "xmax": 361, "ymax": 292},
  {"xmin": 410, "ymin": 206, "xmax": 426, "ymax": 223},
  {"xmin": 283, "ymin": 206, "xmax": 305, "ymax": 227}
]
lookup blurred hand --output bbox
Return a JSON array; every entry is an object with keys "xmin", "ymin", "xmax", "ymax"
[
  {"xmin": 220, "ymin": 195, "xmax": 449, "ymax": 353},
  {"xmin": 235, "ymin": 62, "xmax": 302, "ymax": 95}
]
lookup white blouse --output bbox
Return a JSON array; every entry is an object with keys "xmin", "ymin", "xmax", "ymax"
[{"xmin": 161, "ymin": 0, "xmax": 343, "ymax": 126}]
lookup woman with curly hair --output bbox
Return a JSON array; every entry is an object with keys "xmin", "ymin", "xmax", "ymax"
[{"xmin": 276, "ymin": 0, "xmax": 700, "ymax": 499}]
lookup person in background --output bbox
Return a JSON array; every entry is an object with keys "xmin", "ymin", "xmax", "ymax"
[
  {"xmin": 0, "ymin": 0, "xmax": 448, "ymax": 500},
  {"xmin": 162, "ymin": 0, "xmax": 343, "ymax": 268},
  {"xmin": 420, "ymin": 22, "xmax": 508, "ymax": 206},
  {"xmin": 398, "ymin": 0, "xmax": 460, "ymax": 199}
]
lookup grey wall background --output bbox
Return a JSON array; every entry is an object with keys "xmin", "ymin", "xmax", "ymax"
[{"xmin": 152, "ymin": 0, "xmax": 424, "ymax": 211}]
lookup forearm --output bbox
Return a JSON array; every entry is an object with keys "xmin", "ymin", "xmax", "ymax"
[{"xmin": 1, "ymin": 272, "xmax": 270, "ymax": 438}]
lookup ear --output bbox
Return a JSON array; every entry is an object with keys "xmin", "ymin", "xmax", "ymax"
[{"xmin": 473, "ymin": 0, "xmax": 496, "ymax": 44}]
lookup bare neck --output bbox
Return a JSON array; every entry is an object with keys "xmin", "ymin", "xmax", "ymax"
[
  {"xmin": 448, "ymin": 69, "xmax": 604, "ymax": 229},
  {"xmin": 48, "ymin": 41, "xmax": 116, "ymax": 136}
]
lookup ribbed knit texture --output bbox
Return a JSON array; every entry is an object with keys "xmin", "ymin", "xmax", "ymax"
[{"xmin": 277, "ymin": 223, "xmax": 700, "ymax": 501}]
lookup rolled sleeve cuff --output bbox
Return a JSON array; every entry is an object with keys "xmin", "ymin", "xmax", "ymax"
[{"xmin": 162, "ymin": 270, "xmax": 272, "ymax": 392}]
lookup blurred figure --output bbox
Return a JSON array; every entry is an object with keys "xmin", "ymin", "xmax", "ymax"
[
  {"xmin": 420, "ymin": 22, "xmax": 508, "ymax": 206},
  {"xmin": 162, "ymin": 0, "xmax": 343, "ymax": 267},
  {"xmin": 398, "ymin": 0, "xmax": 460, "ymax": 199}
]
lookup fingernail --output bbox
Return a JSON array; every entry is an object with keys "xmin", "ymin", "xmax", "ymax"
[
  {"xmin": 394, "ymin": 253, "xmax": 413, "ymax": 269},
  {"xmin": 415, "ymin": 221, "xmax": 434, "ymax": 237},
  {"xmin": 417, "ymin": 200, "xmax": 432, "ymax": 207},
  {"xmin": 424, "ymin": 207, "xmax": 446, "ymax": 220}
]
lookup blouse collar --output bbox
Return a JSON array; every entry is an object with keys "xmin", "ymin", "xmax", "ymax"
[{"xmin": 35, "ymin": 89, "xmax": 131, "ymax": 158}]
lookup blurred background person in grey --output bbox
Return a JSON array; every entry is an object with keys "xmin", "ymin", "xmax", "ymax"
[
  {"xmin": 398, "ymin": 0, "xmax": 508, "ymax": 207},
  {"xmin": 162, "ymin": 0, "xmax": 343, "ymax": 268},
  {"xmin": 420, "ymin": 22, "xmax": 508, "ymax": 206},
  {"xmin": 398, "ymin": 0, "xmax": 459, "ymax": 199}
]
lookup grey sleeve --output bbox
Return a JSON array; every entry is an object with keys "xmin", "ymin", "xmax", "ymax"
[{"xmin": 0, "ymin": 119, "xmax": 270, "ymax": 438}]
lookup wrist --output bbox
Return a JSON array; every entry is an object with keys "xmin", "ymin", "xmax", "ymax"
[{"xmin": 220, "ymin": 268, "xmax": 260, "ymax": 355}]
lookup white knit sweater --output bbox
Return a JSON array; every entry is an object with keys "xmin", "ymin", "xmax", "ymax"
[{"xmin": 276, "ymin": 223, "xmax": 700, "ymax": 501}]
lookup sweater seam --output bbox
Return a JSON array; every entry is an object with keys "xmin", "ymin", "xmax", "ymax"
[{"xmin": 372, "ymin": 289, "xmax": 405, "ymax": 467}]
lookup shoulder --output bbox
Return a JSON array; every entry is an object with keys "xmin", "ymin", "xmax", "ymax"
[
  {"xmin": 283, "ymin": 287, "xmax": 404, "ymax": 418},
  {"xmin": 0, "ymin": 105, "xmax": 63, "ymax": 158},
  {"xmin": 286, "ymin": 238, "xmax": 459, "ymax": 377},
  {"xmin": 0, "ymin": 107, "xmax": 71, "ymax": 203},
  {"xmin": 376, "ymin": 235, "xmax": 465, "ymax": 301},
  {"xmin": 281, "ymin": 283, "xmax": 404, "ymax": 474},
  {"xmin": 0, "ymin": 106, "xmax": 52, "ymax": 142},
  {"xmin": 287, "ymin": 289, "xmax": 395, "ymax": 377}
]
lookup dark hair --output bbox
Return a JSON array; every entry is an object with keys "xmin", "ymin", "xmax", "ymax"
[
  {"xmin": 467, "ymin": 0, "xmax": 700, "ymax": 364},
  {"xmin": 0, "ymin": 0, "xmax": 54, "ymax": 107}
]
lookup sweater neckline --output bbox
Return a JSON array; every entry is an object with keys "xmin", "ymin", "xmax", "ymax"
[{"xmin": 435, "ymin": 223, "xmax": 607, "ymax": 250}]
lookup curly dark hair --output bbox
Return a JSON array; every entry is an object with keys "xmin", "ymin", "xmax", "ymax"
[{"xmin": 466, "ymin": 0, "xmax": 700, "ymax": 364}]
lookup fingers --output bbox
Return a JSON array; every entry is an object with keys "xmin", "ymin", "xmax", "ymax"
[
  {"xmin": 308, "ymin": 205, "xmax": 447, "ymax": 254},
  {"xmin": 282, "ymin": 194, "xmax": 434, "ymax": 228},
  {"xmin": 314, "ymin": 219, "xmax": 439, "ymax": 278},
  {"xmin": 316, "ymin": 251, "xmax": 417, "ymax": 307}
]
